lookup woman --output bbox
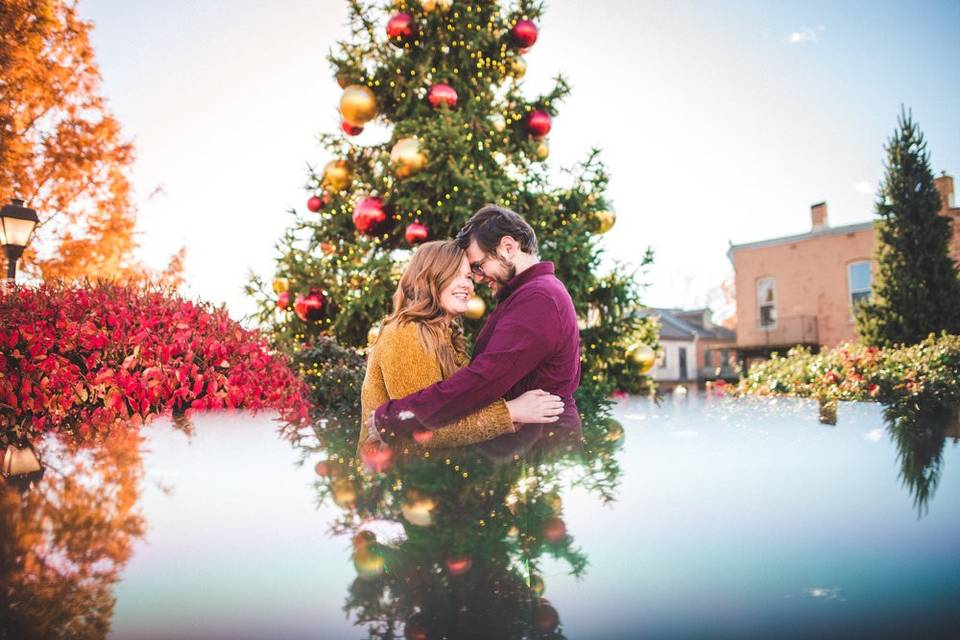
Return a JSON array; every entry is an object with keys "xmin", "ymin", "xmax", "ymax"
[{"xmin": 358, "ymin": 240, "xmax": 563, "ymax": 454}]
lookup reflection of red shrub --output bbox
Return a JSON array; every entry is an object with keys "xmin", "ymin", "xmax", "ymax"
[{"xmin": 1, "ymin": 282, "xmax": 310, "ymax": 442}]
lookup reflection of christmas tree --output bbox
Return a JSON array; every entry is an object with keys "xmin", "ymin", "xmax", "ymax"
[
  {"xmin": 292, "ymin": 399, "xmax": 621, "ymax": 640},
  {"xmin": 884, "ymin": 398, "xmax": 953, "ymax": 517},
  {"xmin": 248, "ymin": 0, "xmax": 659, "ymax": 420}
]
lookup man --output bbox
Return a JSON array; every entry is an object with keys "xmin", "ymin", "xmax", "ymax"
[{"xmin": 370, "ymin": 205, "xmax": 582, "ymax": 452}]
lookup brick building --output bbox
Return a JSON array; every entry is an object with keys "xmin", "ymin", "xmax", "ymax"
[{"xmin": 728, "ymin": 173, "xmax": 959, "ymax": 366}]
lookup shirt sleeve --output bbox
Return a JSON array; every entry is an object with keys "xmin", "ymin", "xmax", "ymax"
[
  {"xmin": 375, "ymin": 292, "xmax": 560, "ymax": 434},
  {"xmin": 376, "ymin": 323, "xmax": 515, "ymax": 447}
]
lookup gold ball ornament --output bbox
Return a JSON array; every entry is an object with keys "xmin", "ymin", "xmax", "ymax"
[
  {"xmin": 390, "ymin": 136, "xmax": 428, "ymax": 178},
  {"xmin": 420, "ymin": 0, "xmax": 450, "ymax": 11},
  {"xmin": 535, "ymin": 140, "xmax": 549, "ymax": 160},
  {"xmin": 321, "ymin": 159, "xmax": 353, "ymax": 192},
  {"xmin": 626, "ymin": 343, "xmax": 656, "ymax": 373},
  {"xmin": 401, "ymin": 492, "xmax": 437, "ymax": 527},
  {"xmin": 509, "ymin": 57, "xmax": 527, "ymax": 79},
  {"xmin": 464, "ymin": 295, "xmax": 486, "ymax": 320},
  {"xmin": 272, "ymin": 277, "xmax": 289, "ymax": 294},
  {"xmin": 594, "ymin": 210, "xmax": 616, "ymax": 234},
  {"xmin": 332, "ymin": 477, "xmax": 357, "ymax": 508},
  {"xmin": 339, "ymin": 84, "xmax": 378, "ymax": 126}
]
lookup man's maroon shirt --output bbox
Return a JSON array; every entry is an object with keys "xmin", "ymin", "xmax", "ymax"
[{"xmin": 373, "ymin": 261, "xmax": 582, "ymax": 437}]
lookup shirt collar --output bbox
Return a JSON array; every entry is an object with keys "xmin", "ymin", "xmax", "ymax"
[{"xmin": 498, "ymin": 261, "xmax": 555, "ymax": 301}]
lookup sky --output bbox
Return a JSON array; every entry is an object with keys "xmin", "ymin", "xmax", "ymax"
[{"xmin": 77, "ymin": 0, "xmax": 960, "ymax": 321}]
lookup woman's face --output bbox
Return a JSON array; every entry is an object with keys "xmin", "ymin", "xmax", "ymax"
[{"xmin": 439, "ymin": 256, "xmax": 475, "ymax": 317}]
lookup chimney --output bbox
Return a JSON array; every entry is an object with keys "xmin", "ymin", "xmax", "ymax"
[
  {"xmin": 934, "ymin": 173, "xmax": 955, "ymax": 215},
  {"xmin": 811, "ymin": 201, "xmax": 828, "ymax": 230}
]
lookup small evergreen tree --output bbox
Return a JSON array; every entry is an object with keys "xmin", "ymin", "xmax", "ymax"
[{"xmin": 856, "ymin": 108, "xmax": 960, "ymax": 347}]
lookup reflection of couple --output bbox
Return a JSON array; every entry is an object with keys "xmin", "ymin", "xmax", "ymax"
[{"xmin": 359, "ymin": 205, "xmax": 582, "ymax": 457}]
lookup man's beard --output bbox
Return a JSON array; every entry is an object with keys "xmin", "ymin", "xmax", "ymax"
[{"xmin": 493, "ymin": 254, "xmax": 517, "ymax": 285}]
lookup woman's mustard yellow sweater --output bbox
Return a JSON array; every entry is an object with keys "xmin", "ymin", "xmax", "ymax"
[{"xmin": 358, "ymin": 320, "xmax": 514, "ymax": 453}]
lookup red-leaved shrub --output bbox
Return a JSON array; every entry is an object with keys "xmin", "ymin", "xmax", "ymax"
[{"xmin": 1, "ymin": 282, "xmax": 311, "ymax": 443}]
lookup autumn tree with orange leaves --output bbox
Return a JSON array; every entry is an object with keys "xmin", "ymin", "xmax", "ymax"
[{"xmin": 0, "ymin": 0, "xmax": 182, "ymax": 284}]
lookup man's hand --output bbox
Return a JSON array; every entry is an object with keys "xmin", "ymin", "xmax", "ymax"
[
  {"xmin": 365, "ymin": 413, "xmax": 386, "ymax": 445},
  {"xmin": 505, "ymin": 389, "xmax": 564, "ymax": 425}
]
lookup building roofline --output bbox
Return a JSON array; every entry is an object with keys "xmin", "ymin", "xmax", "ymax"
[{"xmin": 727, "ymin": 220, "xmax": 874, "ymax": 256}]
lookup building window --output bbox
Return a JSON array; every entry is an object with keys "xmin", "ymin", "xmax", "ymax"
[
  {"xmin": 757, "ymin": 277, "xmax": 777, "ymax": 330},
  {"xmin": 848, "ymin": 261, "xmax": 872, "ymax": 309},
  {"xmin": 657, "ymin": 346, "xmax": 668, "ymax": 369}
]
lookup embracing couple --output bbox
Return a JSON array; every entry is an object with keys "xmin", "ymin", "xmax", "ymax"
[{"xmin": 359, "ymin": 205, "xmax": 582, "ymax": 460}]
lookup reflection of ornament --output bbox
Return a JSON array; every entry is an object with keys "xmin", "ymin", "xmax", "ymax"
[
  {"xmin": 272, "ymin": 277, "xmax": 289, "ymax": 294},
  {"xmin": 307, "ymin": 195, "xmax": 324, "ymax": 212},
  {"xmin": 387, "ymin": 13, "xmax": 415, "ymax": 46},
  {"xmin": 507, "ymin": 525, "xmax": 520, "ymax": 539},
  {"xmin": 542, "ymin": 516, "xmax": 567, "ymax": 543},
  {"xmin": 544, "ymin": 493, "xmax": 562, "ymax": 512},
  {"xmin": 445, "ymin": 555, "xmax": 472, "ymax": 576},
  {"xmin": 511, "ymin": 19, "xmax": 538, "ymax": 48},
  {"xmin": 490, "ymin": 113, "xmax": 506, "ymax": 132},
  {"xmin": 535, "ymin": 140, "xmax": 549, "ymax": 160},
  {"xmin": 401, "ymin": 491, "xmax": 437, "ymax": 526},
  {"xmin": 405, "ymin": 220, "xmax": 429, "ymax": 244},
  {"xmin": 360, "ymin": 443, "xmax": 393, "ymax": 473},
  {"xmin": 353, "ymin": 196, "xmax": 387, "ymax": 235},
  {"xmin": 314, "ymin": 459, "xmax": 332, "ymax": 476},
  {"xmin": 534, "ymin": 602, "xmax": 560, "ymax": 633},
  {"xmin": 530, "ymin": 574, "xmax": 545, "ymax": 596},
  {"xmin": 626, "ymin": 343, "xmax": 656, "ymax": 373},
  {"xmin": 594, "ymin": 209, "xmax": 616, "ymax": 234},
  {"xmin": 390, "ymin": 136, "xmax": 428, "ymax": 178},
  {"xmin": 412, "ymin": 429, "xmax": 434, "ymax": 445},
  {"xmin": 526, "ymin": 109, "xmax": 551, "ymax": 138},
  {"xmin": 353, "ymin": 529, "xmax": 376, "ymax": 550},
  {"xmin": 404, "ymin": 612, "xmax": 431, "ymax": 640},
  {"xmin": 427, "ymin": 83, "xmax": 458, "ymax": 108},
  {"xmin": 341, "ymin": 120, "xmax": 364, "ymax": 136},
  {"xmin": 604, "ymin": 418, "xmax": 624, "ymax": 444},
  {"xmin": 276, "ymin": 291, "xmax": 290, "ymax": 311},
  {"xmin": 332, "ymin": 477, "xmax": 356, "ymax": 507},
  {"xmin": 464, "ymin": 295, "xmax": 486, "ymax": 320},
  {"xmin": 294, "ymin": 289, "xmax": 326, "ymax": 322},
  {"xmin": 354, "ymin": 544, "xmax": 386, "ymax": 579},
  {"xmin": 321, "ymin": 159, "xmax": 353, "ymax": 192},
  {"xmin": 339, "ymin": 84, "xmax": 378, "ymax": 126}
]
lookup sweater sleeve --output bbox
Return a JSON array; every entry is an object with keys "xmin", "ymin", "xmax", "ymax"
[
  {"xmin": 375, "ymin": 292, "xmax": 560, "ymax": 434},
  {"xmin": 378, "ymin": 323, "xmax": 514, "ymax": 447}
]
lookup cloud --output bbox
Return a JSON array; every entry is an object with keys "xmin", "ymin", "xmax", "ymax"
[
  {"xmin": 785, "ymin": 26, "xmax": 825, "ymax": 44},
  {"xmin": 854, "ymin": 180, "xmax": 875, "ymax": 195}
]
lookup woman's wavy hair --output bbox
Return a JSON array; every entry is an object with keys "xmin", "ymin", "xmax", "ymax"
[{"xmin": 379, "ymin": 240, "xmax": 468, "ymax": 378}]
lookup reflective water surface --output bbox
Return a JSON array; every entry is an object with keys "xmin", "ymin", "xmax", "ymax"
[{"xmin": 2, "ymin": 394, "xmax": 959, "ymax": 639}]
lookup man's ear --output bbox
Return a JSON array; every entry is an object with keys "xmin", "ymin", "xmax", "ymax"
[{"xmin": 498, "ymin": 236, "xmax": 518, "ymax": 257}]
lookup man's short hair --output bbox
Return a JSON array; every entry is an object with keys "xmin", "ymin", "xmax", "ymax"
[{"xmin": 455, "ymin": 204, "xmax": 538, "ymax": 255}]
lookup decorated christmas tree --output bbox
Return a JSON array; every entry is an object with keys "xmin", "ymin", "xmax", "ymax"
[{"xmin": 248, "ymin": 0, "xmax": 658, "ymax": 425}]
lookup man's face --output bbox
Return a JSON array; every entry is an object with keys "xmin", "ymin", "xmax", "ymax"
[{"xmin": 465, "ymin": 239, "xmax": 516, "ymax": 295}]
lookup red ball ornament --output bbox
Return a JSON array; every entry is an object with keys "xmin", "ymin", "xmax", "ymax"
[
  {"xmin": 276, "ymin": 291, "xmax": 291, "ymax": 310},
  {"xmin": 341, "ymin": 120, "xmax": 364, "ymax": 136},
  {"xmin": 307, "ymin": 195, "xmax": 324, "ymax": 212},
  {"xmin": 386, "ymin": 13, "xmax": 415, "ymax": 46},
  {"xmin": 511, "ymin": 19, "xmax": 538, "ymax": 48},
  {"xmin": 542, "ymin": 516, "xmax": 567, "ymax": 543},
  {"xmin": 427, "ymin": 83, "xmax": 458, "ymax": 109},
  {"xmin": 533, "ymin": 603, "xmax": 560, "ymax": 633},
  {"xmin": 353, "ymin": 196, "xmax": 387, "ymax": 235},
  {"xmin": 445, "ymin": 554, "xmax": 472, "ymax": 576},
  {"xmin": 405, "ymin": 220, "xmax": 429, "ymax": 244},
  {"xmin": 526, "ymin": 109, "xmax": 551, "ymax": 139},
  {"xmin": 404, "ymin": 613, "xmax": 431, "ymax": 640},
  {"xmin": 294, "ymin": 289, "xmax": 326, "ymax": 322}
]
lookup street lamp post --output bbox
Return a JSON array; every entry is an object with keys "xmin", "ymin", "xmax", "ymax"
[{"xmin": 0, "ymin": 198, "xmax": 39, "ymax": 282}]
